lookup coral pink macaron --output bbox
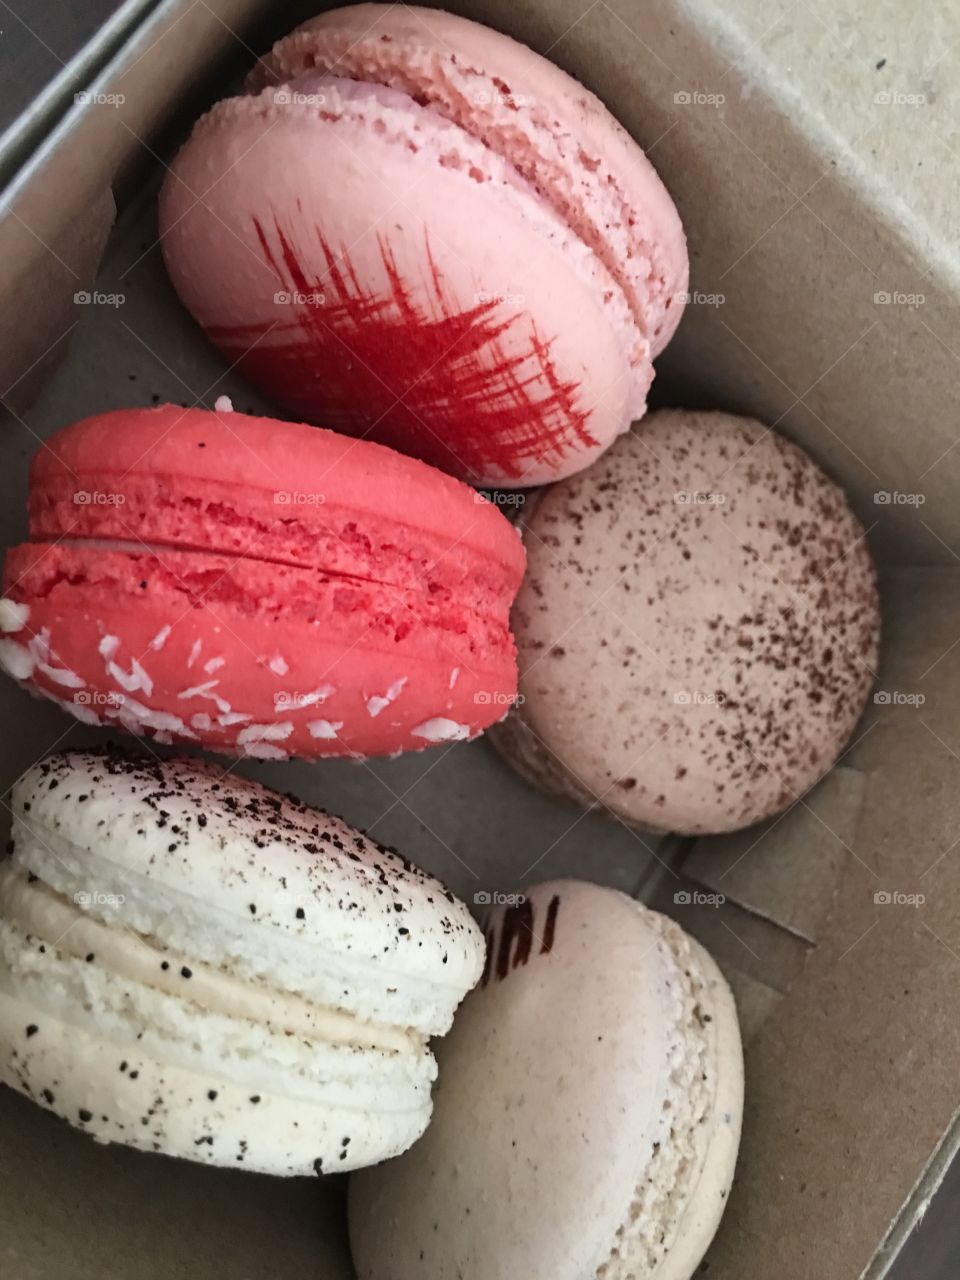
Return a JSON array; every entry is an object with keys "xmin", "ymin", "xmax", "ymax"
[
  {"xmin": 0, "ymin": 404, "xmax": 525, "ymax": 761},
  {"xmin": 159, "ymin": 4, "xmax": 687, "ymax": 487}
]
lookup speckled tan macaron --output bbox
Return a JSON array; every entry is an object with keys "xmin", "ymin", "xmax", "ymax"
[{"xmin": 491, "ymin": 410, "xmax": 880, "ymax": 834}]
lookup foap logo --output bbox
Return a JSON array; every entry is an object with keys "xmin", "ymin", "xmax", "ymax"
[
  {"xmin": 674, "ymin": 889, "xmax": 726, "ymax": 907},
  {"xmin": 74, "ymin": 890, "xmax": 126, "ymax": 909},
  {"xmin": 873, "ymin": 690, "xmax": 925, "ymax": 707},
  {"xmin": 676, "ymin": 289, "xmax": 725, "ymax": 308},
  {"xmin": 474, "ymin": 289, "xmax": 526, "ymax": 308},
  {"xmin": 474, "ymin": 890, "xmax": 527, "ymax": 907},
  {"xmin": 674, "ymin": 89, "xmax": 725, "ymax": 107},
  {"xmin": 874, "ymin": 890, "xmax": 925, "ymax": 908},
  {"xmin": 474, "ymin": 690, "xmax": 524, "ymax": 706},
  {"xmin": 274, "ymin": 690, "xmax": 332, "ymax": 711},
  {"xmin": 873, "ymin": 290, "xmax": 925, "ymax": 308},
  {"xmin": 75, "ymin": 90, "xmax": 125, "ymax": 107},
  {"xmin": 874, "ymin": 90, "xmax": 926, "ymax": 107},
  {"xmin": 74, "ymin": 690, "xmax": 123, "ymax": 708},
  {"xmin": 470, "ymin": 89, "xmax": 531, "ymax": 108},
  {"xmin": 674, "ymin": 689, "xmax": 726, "ymax": 706},
  {"xmin": 675, "ymin": 490, "xmax": 726, "ymax": 506},
  {"xmin": 74, "ymin": 290, "xmax": 125, "ymax": 308},
  {"xmin": 873, "ymin": 489, "xmax": 925, "ymax": 506},
  {"xmin": 73, "ymin": 490, "xmax": 126, "ymax": 506},
  {"xmin": 272, "ymin": 889, "xmax": 315, "ymax": 912},
  {"xmin": 475, "ymin": 490, "xmax": 524, "ymax": 507},
  {"xmin": 273, "ymin": 490, "xmax": 326, "ymax": 506},
  {"xmin": 272, "ymin": 88, "xmax": 327, "ymax": 107},
  {"xmin": 274, "ymin": 289, "xmax": 326, "ymax": 306}
]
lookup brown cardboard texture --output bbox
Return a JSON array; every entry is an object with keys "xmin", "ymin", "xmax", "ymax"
[{"xmin": 1, "ymin": 2, "xmax": 958, "ymax": 1279}]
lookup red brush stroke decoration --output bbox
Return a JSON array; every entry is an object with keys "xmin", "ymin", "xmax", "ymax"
[{"xmin": 207, "ymin": 215, "xmax": 597, "ymax": 481}]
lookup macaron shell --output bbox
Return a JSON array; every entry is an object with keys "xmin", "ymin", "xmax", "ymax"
[
  {"xmin": 495, "ymin": 411, "xmax": 880, "ymax": 833},
  {"xmin": 250, "ymin": 3, "xmax": 689, "ymax": 356},
  {"xmin": 161, "ymin": 91, "xmax": 636, "ymax": 485},
  {"xmin": 0, "ymin": 984, "xmax": 427, "ymax": 1176},
  {"xmin": 28, "ymin": 405, "xmax": 525, "ymax": 590},
  {"xmin": 9, "ymin": 750, "xmax": 484, "ymax": 1031},
  {"xmin": 4, "ymin": 545, "xmax": 510, "ymax": 759},
  {"xmin": 349, "ymin": 880, "xmax": 743, "ymax": 1279}
]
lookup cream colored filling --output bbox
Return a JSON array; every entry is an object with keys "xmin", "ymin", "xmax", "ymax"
[{"xmin": 0, "ymin": 863, "xmax": 419, "ymax": 1055}]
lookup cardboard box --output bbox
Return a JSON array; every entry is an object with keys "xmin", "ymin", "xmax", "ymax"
[{"xmin": 1, "ymin": 2, "xmax": 957, "ymax": 1277}]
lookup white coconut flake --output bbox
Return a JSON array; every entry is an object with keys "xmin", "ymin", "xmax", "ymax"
[
  {"xmin": 39, "ymin": 662, "xmax": 85, "ymax": 689},
  {"xmin": 178, "ymin": 679, "xmax": 220, "ymax": 701},
  {"xmin": 27, "ymin": 630, "xmax": 82, "ymax": 689},
  {"xmin": 149, "ymin": 625, "xmax": 172, "ymax": 651},
  {"xmin": 214, "ymin": 394, "xmax": 235, "ymax": 413},
  {"xmin": 0, "ymin": 600, "xmax": 29, "ymax": 633},
  {"xmin": 367, "ymin": 676, "xmax": 408, "ymax": 718},
  {"xmin": 68, "ymin": 700, "xmax": 102, "ymax": 726},
  {"xmin": 0, "ymin": 640, "xmax": 35, "ymax": 681},
  {"xmin": 307, "ymin": 719, "xmax": 344, "ymax": 739},
  {"xmin": 267, "ymin": 655, "xmax": 289, "ymax": 676},
  {"xmin": 108, "ymin": 656, "xmax": 154, "ymax": 697},
  {"xmin": 114, "ymin": 695, "xmax": 194, "ymax": 736},
  {"xmin": 242, "ymin": 742, "xmax": 288, "ymax": 760},
  {"xmin": 449, "ymin": 667, "xmax": 460, "ymax": 689},
  {"xmin": 154, "ymin": 731, "xmax": 173, "ymax": 745},
  {"xmin": 237, "ymin": 722, "xmax": 294, "ymax": 744},
  {"xmin": 204, "ymin": 656, "xmax": 225, "ymax": 674},
  {"xmin": 287, "ymin": 684, "xmax": 335, "ymax": 710},
  {"xmin": 177, "ymin": 679, "xmax": 231, "ymax": 714},
  {"xmin": 96, "ymin": 634, "xmax": 154, "ymax": 695},
  {"xmin": 191, "ymin": 713, "xmax": 213, "ymax": 731},
  {"xmin": 218, "ymin": 711, "xmax": 252, "ymax": 726},
  {"xmin": 411, "ymin": 717, "xmax": 471, "ymax": 743},
  {"xmin": 187, "ymin": 639, "xmax": 203, "ymax": 668}
]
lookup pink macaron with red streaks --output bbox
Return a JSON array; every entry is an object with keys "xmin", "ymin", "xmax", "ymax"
[
  {"xmin": 0, "ymin": 403, "xmax": 525, "ymax": 761},
  {"xmin": 158, "ymin": 4, "xmax": 687, "ymax": 488}
]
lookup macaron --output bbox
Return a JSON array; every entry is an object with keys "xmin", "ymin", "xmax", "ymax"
[
  {"xmin": 0, "ymin": 748, "xmax": 485, "ymax": 1174},
  {"xmin": 0, "ymin": 403, "xmax": 524, "ymax": 760},
  {"xmin": 350, "ymin": 879, "xmax": 743, "ymax": 1279},
  {"xmin": 491, "ymin": 410, "xmax": 880, "ymax": 834},
  {"xmin": 159, "ymin": 4, "xmax": 687, "ymax": 487}
]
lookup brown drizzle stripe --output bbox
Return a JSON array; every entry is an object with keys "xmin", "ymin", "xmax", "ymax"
[{"xmin": 481, "ymin": 894, "xmax": 561, "ymax": 986}]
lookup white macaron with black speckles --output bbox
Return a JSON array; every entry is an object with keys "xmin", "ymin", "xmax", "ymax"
[
  {"xmin": 349, "ymin": 879, "xmax": 743, "ymax": 1280},
  {"xmin": 0, "ymin": 747, "xmax": 484, "ymax": 1175}
]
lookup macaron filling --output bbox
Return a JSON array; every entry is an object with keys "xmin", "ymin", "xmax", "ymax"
[{"xmin": 0, "ymin": 864, "xmax": 420, "ymax": 1056}]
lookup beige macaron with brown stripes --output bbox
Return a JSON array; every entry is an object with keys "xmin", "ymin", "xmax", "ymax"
[{"xmin": 349, "ymin": 879, "xmax": 743, "ymax": 1280}]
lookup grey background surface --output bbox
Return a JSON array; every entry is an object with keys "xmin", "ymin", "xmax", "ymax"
[{"xmin": 0, "ymin": 0, "xmax": 129, "ymax": 135}]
